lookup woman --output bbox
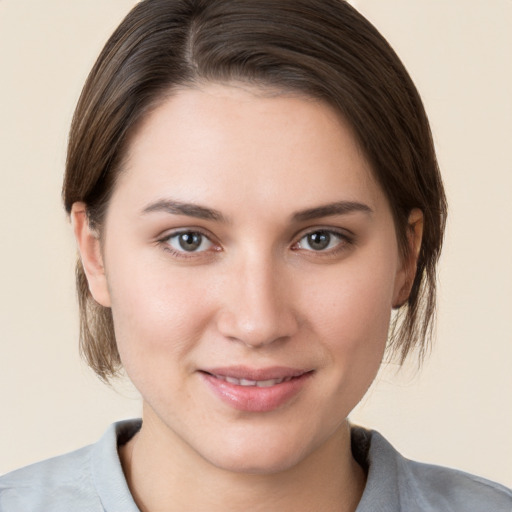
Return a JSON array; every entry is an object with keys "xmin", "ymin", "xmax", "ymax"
[{"xmin": 1, "ymin": 0, "xmax": 511, "ymax": 510}]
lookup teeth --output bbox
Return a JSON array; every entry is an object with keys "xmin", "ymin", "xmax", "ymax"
[
  {"xmin": 240, "ymin": 378, "xmax": 257, "ymax": 386},
  {"xmin": 256, "ymin": 379, "xmax": 280, "ymax": 388},
  {"xmin": 218, "ymin": 376, "xmax": 288, "ymax": 387}
]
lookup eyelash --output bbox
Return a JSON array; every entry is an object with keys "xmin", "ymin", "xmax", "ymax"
[
  {"xmin": 158, "ymin": 229, "xmax": 220, "ymax": 260},
  {"xmin": 157, "ymin": 227, "xmax": 354, "ymax": 260},
  {"xmin": 292, "ymin": 229, "xmax": 354, "ymax": 257}
]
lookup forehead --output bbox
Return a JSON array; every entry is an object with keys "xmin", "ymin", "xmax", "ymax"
[{"xmin": 114, "ymin": 83, "xmax": 387, "ymax": 219}]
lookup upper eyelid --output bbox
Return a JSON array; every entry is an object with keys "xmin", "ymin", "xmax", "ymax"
[
  {"xmin": 157, "ymin": 229, "xmax": 220, "ymax": 255},
  {"xmin": 158, "ymin": 227, "xmax": 216, "ymax": 242},
  {"xmin": 292, "ymin": 227, "xmax": 355, "ymax": 255},
  {"xmin": 156, "ymin": 226, "xmax": 354, "ymax": 249},
  {"xmin": 158, "ymin": 230, "xmax": 220, "ymax": 259},
  {"xmin": 293, "ymin": 226, "xmax": 354, "ymax": 242}
]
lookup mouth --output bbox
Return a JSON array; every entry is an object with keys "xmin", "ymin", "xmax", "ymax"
[
  {"xmin": 210, "ymin": 375, "xmax": 296, "ymax": 388},
  {"xmin": 199, "ymin": 366, "xmax": 314, "ymax": 412}
]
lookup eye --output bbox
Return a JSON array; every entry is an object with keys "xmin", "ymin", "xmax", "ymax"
[
  {"xmin": 166, "ymin": 231, "xmax": 214, "ymax": 253},
  {"xmin": 295, "ymin": 230, "xmax": 347, "ymax": 252}
]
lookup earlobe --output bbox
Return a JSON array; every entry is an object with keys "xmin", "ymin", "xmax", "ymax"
[
  {"xmin": 71, "ymin": 202, "xmax": 111, "ymax": 307},
  {"xmin": 393, "ymin": 208, "xmax": 424, "ymax": 308}
]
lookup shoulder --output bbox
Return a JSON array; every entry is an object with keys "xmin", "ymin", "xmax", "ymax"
[
  {"xmin": 404, "ymin": 456, "xmax": 512, "ymax": 511},
  {"xmin": 0, "ymin": 420, "xmax": 141, "ymax": 512},
  {"xmin": 352, "ymin": 427, "xmax": 512, "ymax": 512},
  {"xmin": 0, "ymin": 443, "xmax": 99, "ymax": 511}
]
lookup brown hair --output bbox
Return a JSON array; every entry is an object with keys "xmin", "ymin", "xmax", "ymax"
[{"xmin": 63, "ymin": 0, "xmax": 447, "ymax": 381}]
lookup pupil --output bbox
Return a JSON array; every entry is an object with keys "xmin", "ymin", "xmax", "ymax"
[
  {"xmin": 179, "ymin": 232, "xmax": 201, "ymax": 251},
  {"xmin": 308, "ymin": 231, "xmax": 330, "ymax": 250}
]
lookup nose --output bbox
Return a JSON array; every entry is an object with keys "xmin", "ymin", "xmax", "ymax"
[{"xmin": 216, "ymin": 256, "xmax": 299, "ymax": 348}]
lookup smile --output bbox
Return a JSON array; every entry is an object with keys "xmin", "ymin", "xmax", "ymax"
[
  {"xmin": 213, "ymin": 375, "xmax": 295, "ymax": 387},
  {"xmin": 199, "ymin": 367, "xmax": 314, "ymax": 412}
]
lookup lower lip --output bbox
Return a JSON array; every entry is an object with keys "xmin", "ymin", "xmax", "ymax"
[{"xmin": 201, "ymin": 372, "xmax": 313, "ymax": 413}]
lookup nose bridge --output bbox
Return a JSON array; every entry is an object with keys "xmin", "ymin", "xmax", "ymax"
[{"xmin": 217, "ymin": 250, "xmax": 297, "ymax": 347}]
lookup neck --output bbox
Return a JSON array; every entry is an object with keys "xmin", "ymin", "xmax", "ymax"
[{"xmin": 120, "ymin": 410, "xmax": 366, "ymax": 512}]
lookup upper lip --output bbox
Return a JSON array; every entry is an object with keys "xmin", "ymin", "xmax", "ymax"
[{"xmin": 200, "ymin": 366, "xmax": 312, "ymax": 381}]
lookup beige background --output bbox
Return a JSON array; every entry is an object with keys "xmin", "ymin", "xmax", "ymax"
[{"xmin": 1, "ymin": 0, "xmax": 511, "ymax": 487}]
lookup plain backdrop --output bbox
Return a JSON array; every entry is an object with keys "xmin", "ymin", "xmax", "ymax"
[{"xmin": 1, "ymin": 0, "xmax": 511, "ymax": 487}]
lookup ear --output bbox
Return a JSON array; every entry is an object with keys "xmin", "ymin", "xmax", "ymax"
[
  {"xmin": 71, "ymin": 202, "xmax": 111, "ymax": 307},
  {"xmin": 393, "ymin": 208, "xmax": 424, "ymax": 308}
]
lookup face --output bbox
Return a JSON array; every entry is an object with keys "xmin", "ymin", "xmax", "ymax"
[{"xmin": 77, "ymin": 84, "xmax": 413, "ymax": 474}]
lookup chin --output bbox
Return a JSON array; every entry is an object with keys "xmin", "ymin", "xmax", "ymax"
[
  {"xmin": 197, "ymin": 425, "xmax": 320, "ymax": 475},
  {"xmin": 209, "ymin": 448, "xmax": 306, "ymax": 475}
]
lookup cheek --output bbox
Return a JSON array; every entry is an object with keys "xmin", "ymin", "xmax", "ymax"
[
  {"xmin": 105, "ymin": 254, "xmax": 214, "ymax": 382},
  {"xmin": 306, "ymin": 250, "xmax": 398, "ymax": 385},
  {"xmin": 309, "ymin": 253, "xmax": 396, "ymax": 340},
  {"xmin": 324, "ymin": 282, "xmax": 391, "ymax": 378}
]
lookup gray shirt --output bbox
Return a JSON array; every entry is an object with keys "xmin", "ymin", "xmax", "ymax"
[{"xmin": 1, "ymin": 419, "xmax": 511, "ymax": 511}]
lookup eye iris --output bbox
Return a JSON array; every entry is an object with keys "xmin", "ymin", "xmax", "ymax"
[
  {"xmin": 307, "ymin": 231, "xmax": 331, "ymax": 250},
  {"xmin": 178, "ymin": 232, "xmax": 202, "ymax": 251}
]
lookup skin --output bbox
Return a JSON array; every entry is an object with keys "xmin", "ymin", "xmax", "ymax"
[{"xmin": 73, "ymin": 83, "xmax": 422, "ymax": 512}]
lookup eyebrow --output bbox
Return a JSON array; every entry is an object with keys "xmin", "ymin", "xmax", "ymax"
[
  {"xmin": 141, "ymin": 198, "xmax": 372, "ymax": 223},
  {"xmin": 141, "ymin": 199, "xmax": 227, "ymax": 222},
  {"xmin": 292, "ymin": 201, "xmax": 373, "ymax": 222}
]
